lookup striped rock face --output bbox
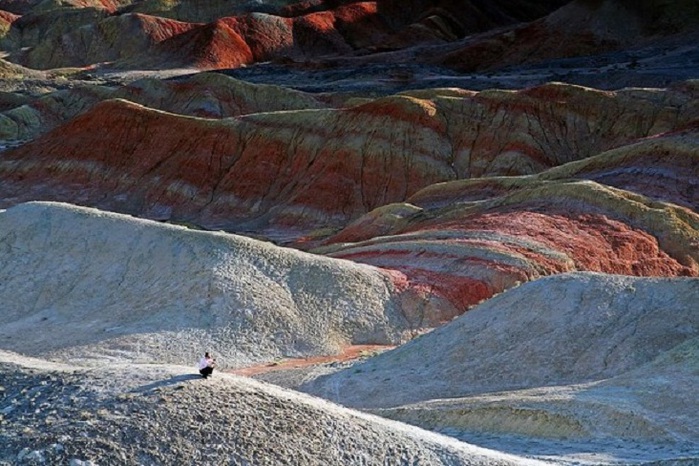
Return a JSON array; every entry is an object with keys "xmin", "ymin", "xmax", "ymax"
[
  {"xmin": 7, "ymin": 3, "xmax": 392, "ymax": 70},
  {"xmin": 0, "ymin": 1, "xmax": 697, "ymax": 329},
  {"xmin": 318, "ymin": 178, "xmax": 699, "ymax": 317},
  {"xmin": 317, "ymin": 122, "xmax": 699, "ymax": 314},
  {"xmin": 1, "ymin": 81, "xmax": 697, "ymax": 322},
  {"xmin": 0, "ymin": 0, "xmax": 568, "ymax": 71},
  {"xmin": 1, "ymin": 82, "xmax": 697, "ymax": 234}
]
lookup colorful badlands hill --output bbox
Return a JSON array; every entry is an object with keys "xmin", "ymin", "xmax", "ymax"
[{"xmin": 0, "ymin": 79, "xmax": 697, "ymax": 315}]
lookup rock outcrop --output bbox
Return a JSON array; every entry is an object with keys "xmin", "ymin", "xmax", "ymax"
[
  {"xmin": 17, "ymin": 13, "xmax": 199, "ymax": 69},
  {"xmin": 375, "ymin": 336, "xmax": 699, "ymax": 448},
  {"xmin": 318, "ymin": 178, "xmax": 699, "ymax": 315},
  {"xmin": 10, "ymin": 2, "xmax": 393, "ymax": 70},
  {"xmin": 0, "ymin": 72, "xmax": 328, "ymax": 140},
  {"xmin": 376, "ymin": 0, "xmax": 568, "ymax": 47},
  {"xmin": 437, "ymin": 0, "xmax": 699, "ymax": 72}
]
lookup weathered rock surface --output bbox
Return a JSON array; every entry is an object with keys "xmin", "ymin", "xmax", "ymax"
[
  {"xmin": 0, "ymin": 72, "xmax": 328, "ymax": 140},
  {"xmin": 0, "ymin": 202, "xmax": 411, "ymax": 367},
  {"xmin": 1, "ymin": 0, "xmax": 571, "ymax": 71},
  {"xmin": 122, "ymin": 0, "xmax": 296, "ymax": 23},
  {"xmin": 5, "ymin": 7, "xmax": 110, "ymax": 51},
  {"xmin": 0, "ymin": 351, "xmax": 545, "ymax": 466},
  {"xmin": 318, "ymin": 178, "xmax": 699, "ymax": 316},
  {"xmin": 311, "ymin": 117, "xmax": 699, "ymax": 312},
  {"xmin": 10, "ymin": 2, "xmax": 393, "ymax": 70},
  {"xmin": 1, "ymin": 82, "xmax": 697, "ymax": 238},
  {"xmin": 368, "ymin": 337, "xmax": 699, "ymax": 465},
  {"xmin": 299, "ymin": 272, "xmax": 699, "ymax": 409},
  {"xmin": 375, "ymin": 0, "xmax": 568, "ymax": 48},
  {"xmin": 17, "ymin": 13, "xmax": 198, "ymax": 69},
  {"xmin": 375, "ymin": 337, "xmax": 699, "ymax": 445}
]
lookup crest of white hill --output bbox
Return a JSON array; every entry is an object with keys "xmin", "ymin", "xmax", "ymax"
[{"xmin": 0, "ymin": 202, "xmax": 409, "ymax": 367}]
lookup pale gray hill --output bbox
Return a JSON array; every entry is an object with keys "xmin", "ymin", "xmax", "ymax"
[
  {"xmin": 374, "ymin": 337, "xmax": 699, "ymax": 464},
  {"xmin": 0, "ymin": 202, "xmax": 411, "ymax": 367},
  {"xmin": 0, "ymin": 350, "xmax": 547, "ymax": 466},
  {"xmin": 299, "ymin": 272, "xmax": 699, "ymax": 409}
]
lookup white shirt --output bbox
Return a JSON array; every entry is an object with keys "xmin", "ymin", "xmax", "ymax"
[{"xmin": 199, "ymin": 357, "xmax": 213, "ymax": 370}]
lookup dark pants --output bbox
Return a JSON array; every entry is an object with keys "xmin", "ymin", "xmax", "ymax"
[{"xmin": 199, "ymin": 366, "xmax": 214, "ymax": 378}]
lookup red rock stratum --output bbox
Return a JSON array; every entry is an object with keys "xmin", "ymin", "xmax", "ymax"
[{"xmin": 1, "ymin": 82, "xmax": 697, "ymax": 235}]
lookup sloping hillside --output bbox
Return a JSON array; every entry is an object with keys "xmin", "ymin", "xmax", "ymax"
[
  {"xmin": 0, "ymin": 202, "xmax": 411, "ymax": 366},
  {"xmin": 2, "ymin": 82, "xmax": 697, "ymax": 239},
  {"xmin": 299, "ymin": 272, "xmax": 699, "ymax": 408},
  {"xmin": 0, "ymin": 351, "xmax": 545, "ymax": 466},
  {"xmin": 375, "ymin": 336, "xmax": 699, "ymax": 438}
]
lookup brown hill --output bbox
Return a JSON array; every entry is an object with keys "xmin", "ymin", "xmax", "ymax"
[
  {"xmin": 317, "ymin": 178, "xmax": 699, "ymax": 319},
  {"xmin": 17, "ymin": 12, "xmax": 197, "ymax": 69},
  {"xmin": 315, "ymin": 118, "xmax": 699, "ymax": 315},
  {"xmin": 1, "ymin": 82, "xmax": 697, "ymax": 238},
  {"xmin": 132, "ymin": 2, "xmax": 393, "ymax": 69},
  {"xmin": 5, "ymin": 7, "xmax": 109, "ymax": 51},
  {"xmin": 376, "ymin": 0, "xmax": 568, "ymax": 48},
  {"xmin": 0, "ymin": 72, "xmax": 328, "ymax": 140},
  {"xmin": 11, "ymin": 2, "xmax": 391, "ymax": 70},
  {"xmin": 437, "ymin": 0, "xmax": 699, "ymax": 72}
]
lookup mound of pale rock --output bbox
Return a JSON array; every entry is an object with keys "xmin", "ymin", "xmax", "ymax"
[
  {"xmin": 376, "ymin": 337, "xmax": 699, "ymax": 447},
  {"xmin": 0, "ymin": 202, "xmax": 411, "ymax": 367},
  {"xmin": 299, "ymin": 272, "xmax": 699, "ymax": 408},
  {"xmin": 0, "ymin": 351, "xmax": 545, "ymax": 466}
]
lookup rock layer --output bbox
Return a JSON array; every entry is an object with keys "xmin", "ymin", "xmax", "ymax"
[
  {"xmin": 436, "ymin": 0, "xmax": 699, "ymax": 72},
  {"xmin": 0, "ymin": 72, "xmax": 328, "ymax": 140},
  {"xmin": 318, "ymin": 179, "xmax": 699, "ymax": 315},
  {"xmin": 1, "ymin": 82, "xmax": 697, "ymax": 238}
]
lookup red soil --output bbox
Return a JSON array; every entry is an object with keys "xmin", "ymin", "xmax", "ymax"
[{"xmin": 230, "ymin": 344, "xmax": 394, "ymax": 376}]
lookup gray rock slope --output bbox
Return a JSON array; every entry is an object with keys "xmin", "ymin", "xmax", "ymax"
[
  {"xmin": 0, "ymin": 351, "xmax": 547, "ymax": 466},
  {"xmin": 300, "ymin": 272, "xmax": 699, "ymax": 408},
  {"xmin": 0, "ymin": 202, "xmax": 410, "ymax": 367},
  {"xmin": 375, "ymin": 337, "xmax": 699, "ymax": 450}
]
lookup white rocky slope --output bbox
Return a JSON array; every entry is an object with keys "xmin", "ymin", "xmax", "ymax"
[
  {"xmin": 373, "ymin": 337, "xmax": 699, "ymax": 463},
  {"xmin": 0, "ymin": 350, "xmax": 547, "ymax": 466},
  {"xmin": 285, "ymin": 273, "xmax": 699, "ymax": 465},
  {"xmin": 299, "ymin": 273, "xmax": 699, "ymax": 408},
  {"xmin": 0, "ymin": 202, "xmax": 410, "ymax": 367}
]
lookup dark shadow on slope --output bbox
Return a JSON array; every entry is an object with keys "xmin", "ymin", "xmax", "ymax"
[{"xmin": 130, "ymin": 373, "xmax": 203, "ymax": 393}]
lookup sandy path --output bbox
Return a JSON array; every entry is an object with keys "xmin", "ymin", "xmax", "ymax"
[{"xmin": 230, "ymin": 344, "xmax": 394, "ymax": 376}]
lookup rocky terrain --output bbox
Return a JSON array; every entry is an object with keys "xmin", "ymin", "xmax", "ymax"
[
  {"xmin": 0, "ymin": 202, "xmax": 414, "ymax": 366},
  {"xmin": 1, "ymin": 352, "xmax": 544, "ymax": 466},
  {"xmin": 0, "ymin": 0, "xmax": 698, "ymax": 464}
]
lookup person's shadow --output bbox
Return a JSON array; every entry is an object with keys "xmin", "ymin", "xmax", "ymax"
[{"xmin": 131, "ymin": 374, "xmax": 202, "ymax": 393}]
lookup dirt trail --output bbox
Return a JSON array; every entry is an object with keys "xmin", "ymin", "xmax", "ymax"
[{"xmin": 230, "ymin": 344, "xmax": 395, "ymax": 376}]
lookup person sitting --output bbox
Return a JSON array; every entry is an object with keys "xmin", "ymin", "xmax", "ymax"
[{"xmin": 198, "ymin": 352, "xmax": 215, "ymax": 378}]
